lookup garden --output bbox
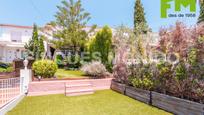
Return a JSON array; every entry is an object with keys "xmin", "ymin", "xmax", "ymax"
[
  {"xmin": 111, "ymin": 22, "xmax": 204, "ymax": 114},
  {"xmin": 2, "ymin": 0, "xmax": 204, "ymax": 115}
]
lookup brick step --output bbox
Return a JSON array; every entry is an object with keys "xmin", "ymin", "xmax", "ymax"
[
  {"xmin": 66, "ymin": 80, "xmax": 92, "ymax": 85},
  {"xmin": 65, "ymin": 89, "xmax": 94, "ymax": 96},
  {"xmin": 65, "ymin": 84, "xmax": 93, "ymax": 91},
  {"xmin": 65, "ymin": 84, "xmax": 92, "ymax": 88}
]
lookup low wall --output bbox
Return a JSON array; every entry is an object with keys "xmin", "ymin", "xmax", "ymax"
[{"xmin": 28, "ymin": 78, "xmax": 112, "ymax": 96}]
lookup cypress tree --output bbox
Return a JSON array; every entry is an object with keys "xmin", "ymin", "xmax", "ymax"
[
  {"xmin": 33, "ymin": 24, "xmax": 39, "ymax": 59},
  {"xmin": 89, "ymin": 26, "xmax": 113, "ymax": 71},
  {"xmin": 198, "ymin": 0, "xmax": 204, "ymax": 24},
  {"xmin": 25, "ymin": 24, "xmax": 45, "ymax": 60},
  {"xmin": 134, "ymin": 0, "xmax": 148, "ymax": 35},
  {"xmin": 38, "ymin": 36, "xmax": 45, "ymax": 59}
]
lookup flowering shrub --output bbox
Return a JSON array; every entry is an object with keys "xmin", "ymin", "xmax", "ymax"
[
  {"xmin": 132, "ymin": 77, "xmax": 153, "ymax": 90},
  {"xmin": 32, "ymin": 60, "xmax": 58, "ymax": 78},
  {"xmin": 113, "ymin": 62, "xmax": 128, "ymax": 83},
  {"xmin": 80, "ymin": 61, "xmax": 107, "ymax": 77},
  {"xmin": 154, "ymin": 61, "xmax": 173, "ymax": 93},
  {"xmin": 129, "ymin": 63, "xmax": 155, "ymax": 90}
]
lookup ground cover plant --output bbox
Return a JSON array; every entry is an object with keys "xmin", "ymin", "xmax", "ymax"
[{"xmin": 7, "ymin": 90, "xmax": 171, "ymax": 115}]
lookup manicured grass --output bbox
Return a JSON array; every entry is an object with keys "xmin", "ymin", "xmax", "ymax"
[
  {"xmin": 7, "ymin": 90, "xmax": 171, "ymax": 115},
  {"xmin": 55, "ymin": 69, "xmax": 87, "ymax": 79}
]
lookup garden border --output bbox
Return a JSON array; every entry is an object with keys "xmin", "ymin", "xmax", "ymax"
[{"xmin": 111, "ymin": 79, "xmax": 204, "ymax": 115}]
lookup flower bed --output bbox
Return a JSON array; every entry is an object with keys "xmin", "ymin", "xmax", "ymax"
[{"xmin": 111, "ymin": 80, "xmax": 204, "ymax": 115}]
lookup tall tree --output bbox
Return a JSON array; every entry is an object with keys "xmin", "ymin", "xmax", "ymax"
[
  {"xmin": 198, "ymin": 0, "xmax": 204, "ymax": 24},
  {"xmin": 134, "ymin": 0, "xmax": 148, "ymax": 35},
  {"xmin": 51, "ymin": 0, "xmax": 95, "ymax": 54},
  {"xmin": 25, "ymin": 24, "xmax": 45, "ymax": 60}
]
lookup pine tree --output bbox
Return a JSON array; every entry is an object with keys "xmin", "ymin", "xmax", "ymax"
[
  {"xmin": 198, "ymin": 0, "xmax": 204, "ymax": 24},
  {"xmin": 134, "ymin": 0, "xmax": 148, "ymax": 35},
  {"xmin": 52, "ymin": 0, "xmax": 95, "ymax": 53}
]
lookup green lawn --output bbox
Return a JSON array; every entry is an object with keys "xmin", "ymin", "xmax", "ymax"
[
  {"xmin": 55, "ymin": 69, "xmax": 87, "ymax": 79},
  {"xmin": 7, "ymin": 90, "xmax": 171, "ymax": 115}
]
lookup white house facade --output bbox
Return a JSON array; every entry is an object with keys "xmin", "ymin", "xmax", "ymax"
[{"xmin": 0, "ymin": 24, "xmax": 53, "ymax": 63}]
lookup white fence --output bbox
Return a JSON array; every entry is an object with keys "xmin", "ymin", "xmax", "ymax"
[{"xmin": 0, "ymin": 78, "xmax": 21, "ymax": 108}]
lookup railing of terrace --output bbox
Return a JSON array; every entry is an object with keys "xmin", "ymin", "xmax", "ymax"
[{"xmin": 0, "ymin": 77, "xmax": 20, "ymax": 108}]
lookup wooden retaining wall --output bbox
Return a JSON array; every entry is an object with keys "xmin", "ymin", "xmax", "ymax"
[
  {"xmin": 152, "ymin": 91, "xmax": 204, "ymax": 115},
  {"xmin": 111, "ymin": 80, "xmax": 204, "ymax": 115},
  {"xmin": 125, "ymin": 86, "xmax": 150, "ymax": 104},
  {"xmin": 110, "ymin": 80, "xmax": 126, "ymax": 94}
]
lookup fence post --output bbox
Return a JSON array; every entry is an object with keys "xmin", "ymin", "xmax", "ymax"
[{"xmin": 20, "ymin": 59, "xmax": 32, "ymax": 94}]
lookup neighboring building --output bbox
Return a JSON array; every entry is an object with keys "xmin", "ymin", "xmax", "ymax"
[{"xmin": 0, "ymin": 24, "xmax": 53, "ymax": 63}]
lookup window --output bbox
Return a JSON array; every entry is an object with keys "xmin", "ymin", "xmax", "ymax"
[{"xmin": 11, "ymin": 31, "xmax": 22, "ymax": 42}]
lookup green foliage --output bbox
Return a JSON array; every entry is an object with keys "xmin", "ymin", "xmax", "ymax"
[
  {"xmin": 134, "ymin": 0, "xmax": 148, "ymax": 35},
  {"xmin": 130, "ymin": 63, "xmax": 155, "ymax": 90},
  {"xmin": 175, "ymin": 62, "xmax": 188, "ymax": 81},
  {"xmin": 188, "ymin": 48, "xmax": 197, "ymax": 66},
  {"xmin": 89, "ymin": 26, "xmax": 113, "ymax": 71},
  {"xmin": 25, "ymin": 24, "xmax": 45, "ymax": 60},
  {"xmin": 32, "ymin": 60, "xmax": 58, "ymax": 78},
  {"xmin": 0, "ymin": 67, "xmax": 13, "ymax": 73},
  {"xmin": 64, "ymin": 54, "xmax": 81, "ymax": 70},
  {"xmin": 51, "ymin": 0, "xmax": 95, "ymax": 52},
  {"xmin": 132, "ymin": 77, "xmax": 154, "ymax": 90},
  {"xmin": 137, "ymin": 36, "xmax": 145, "ymax": 59},
  {"xmin": 198, "ymin": 0, "xmax": 204, "ymax": 23},
  {"xmin": 155, "ymin": 61, "xmax": 173, "ymax": 93},
  {"xmin": 55, "ymin": 55, "xmax": 64, "ymax": 68},
  {"xmin": 38, "ymin": 36, "xmax": 45, "ymax": 57}
]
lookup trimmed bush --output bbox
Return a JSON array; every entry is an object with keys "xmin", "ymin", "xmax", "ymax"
[
  {"xmin": 81, "ymin": 61, "xmax": 108, "ymax": 78},
  {"xmin": 0, "ymin": 62, "xmax": 13, "ymax": 73},
  {"xmin": 0, "ymin": 67, "xmax": 13, "ymax": 73},
  {"xmin": 32, "ymin": 60, "xmax": 58, "ymax": 78}
]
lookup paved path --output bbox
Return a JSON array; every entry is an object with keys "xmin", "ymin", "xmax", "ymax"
[{"xmin": 28, "ymin": 78, "xmax": 112, "ymax": 96}]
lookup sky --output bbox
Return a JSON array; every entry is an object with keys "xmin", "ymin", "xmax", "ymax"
[{"xmin": 0, "ymin": 0, "xmax": 200, "ymax": 32}]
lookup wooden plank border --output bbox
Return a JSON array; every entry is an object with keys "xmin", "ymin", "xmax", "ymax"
[
  {"xmin": 110, "ymin": 80, "xmax": 126, "ymax": 94},
  {"xmin": 152, "ymin": 91, "xmax": 204, "ymax": 115},
  {"xmin": 125, "ymin": 86, "xmax": 151, "ymax": 104}
]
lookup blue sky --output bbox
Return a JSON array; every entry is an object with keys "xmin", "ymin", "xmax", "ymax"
[{"xmin": 0, "ymin": 0, "xmax": 200, "ymax": 32}]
